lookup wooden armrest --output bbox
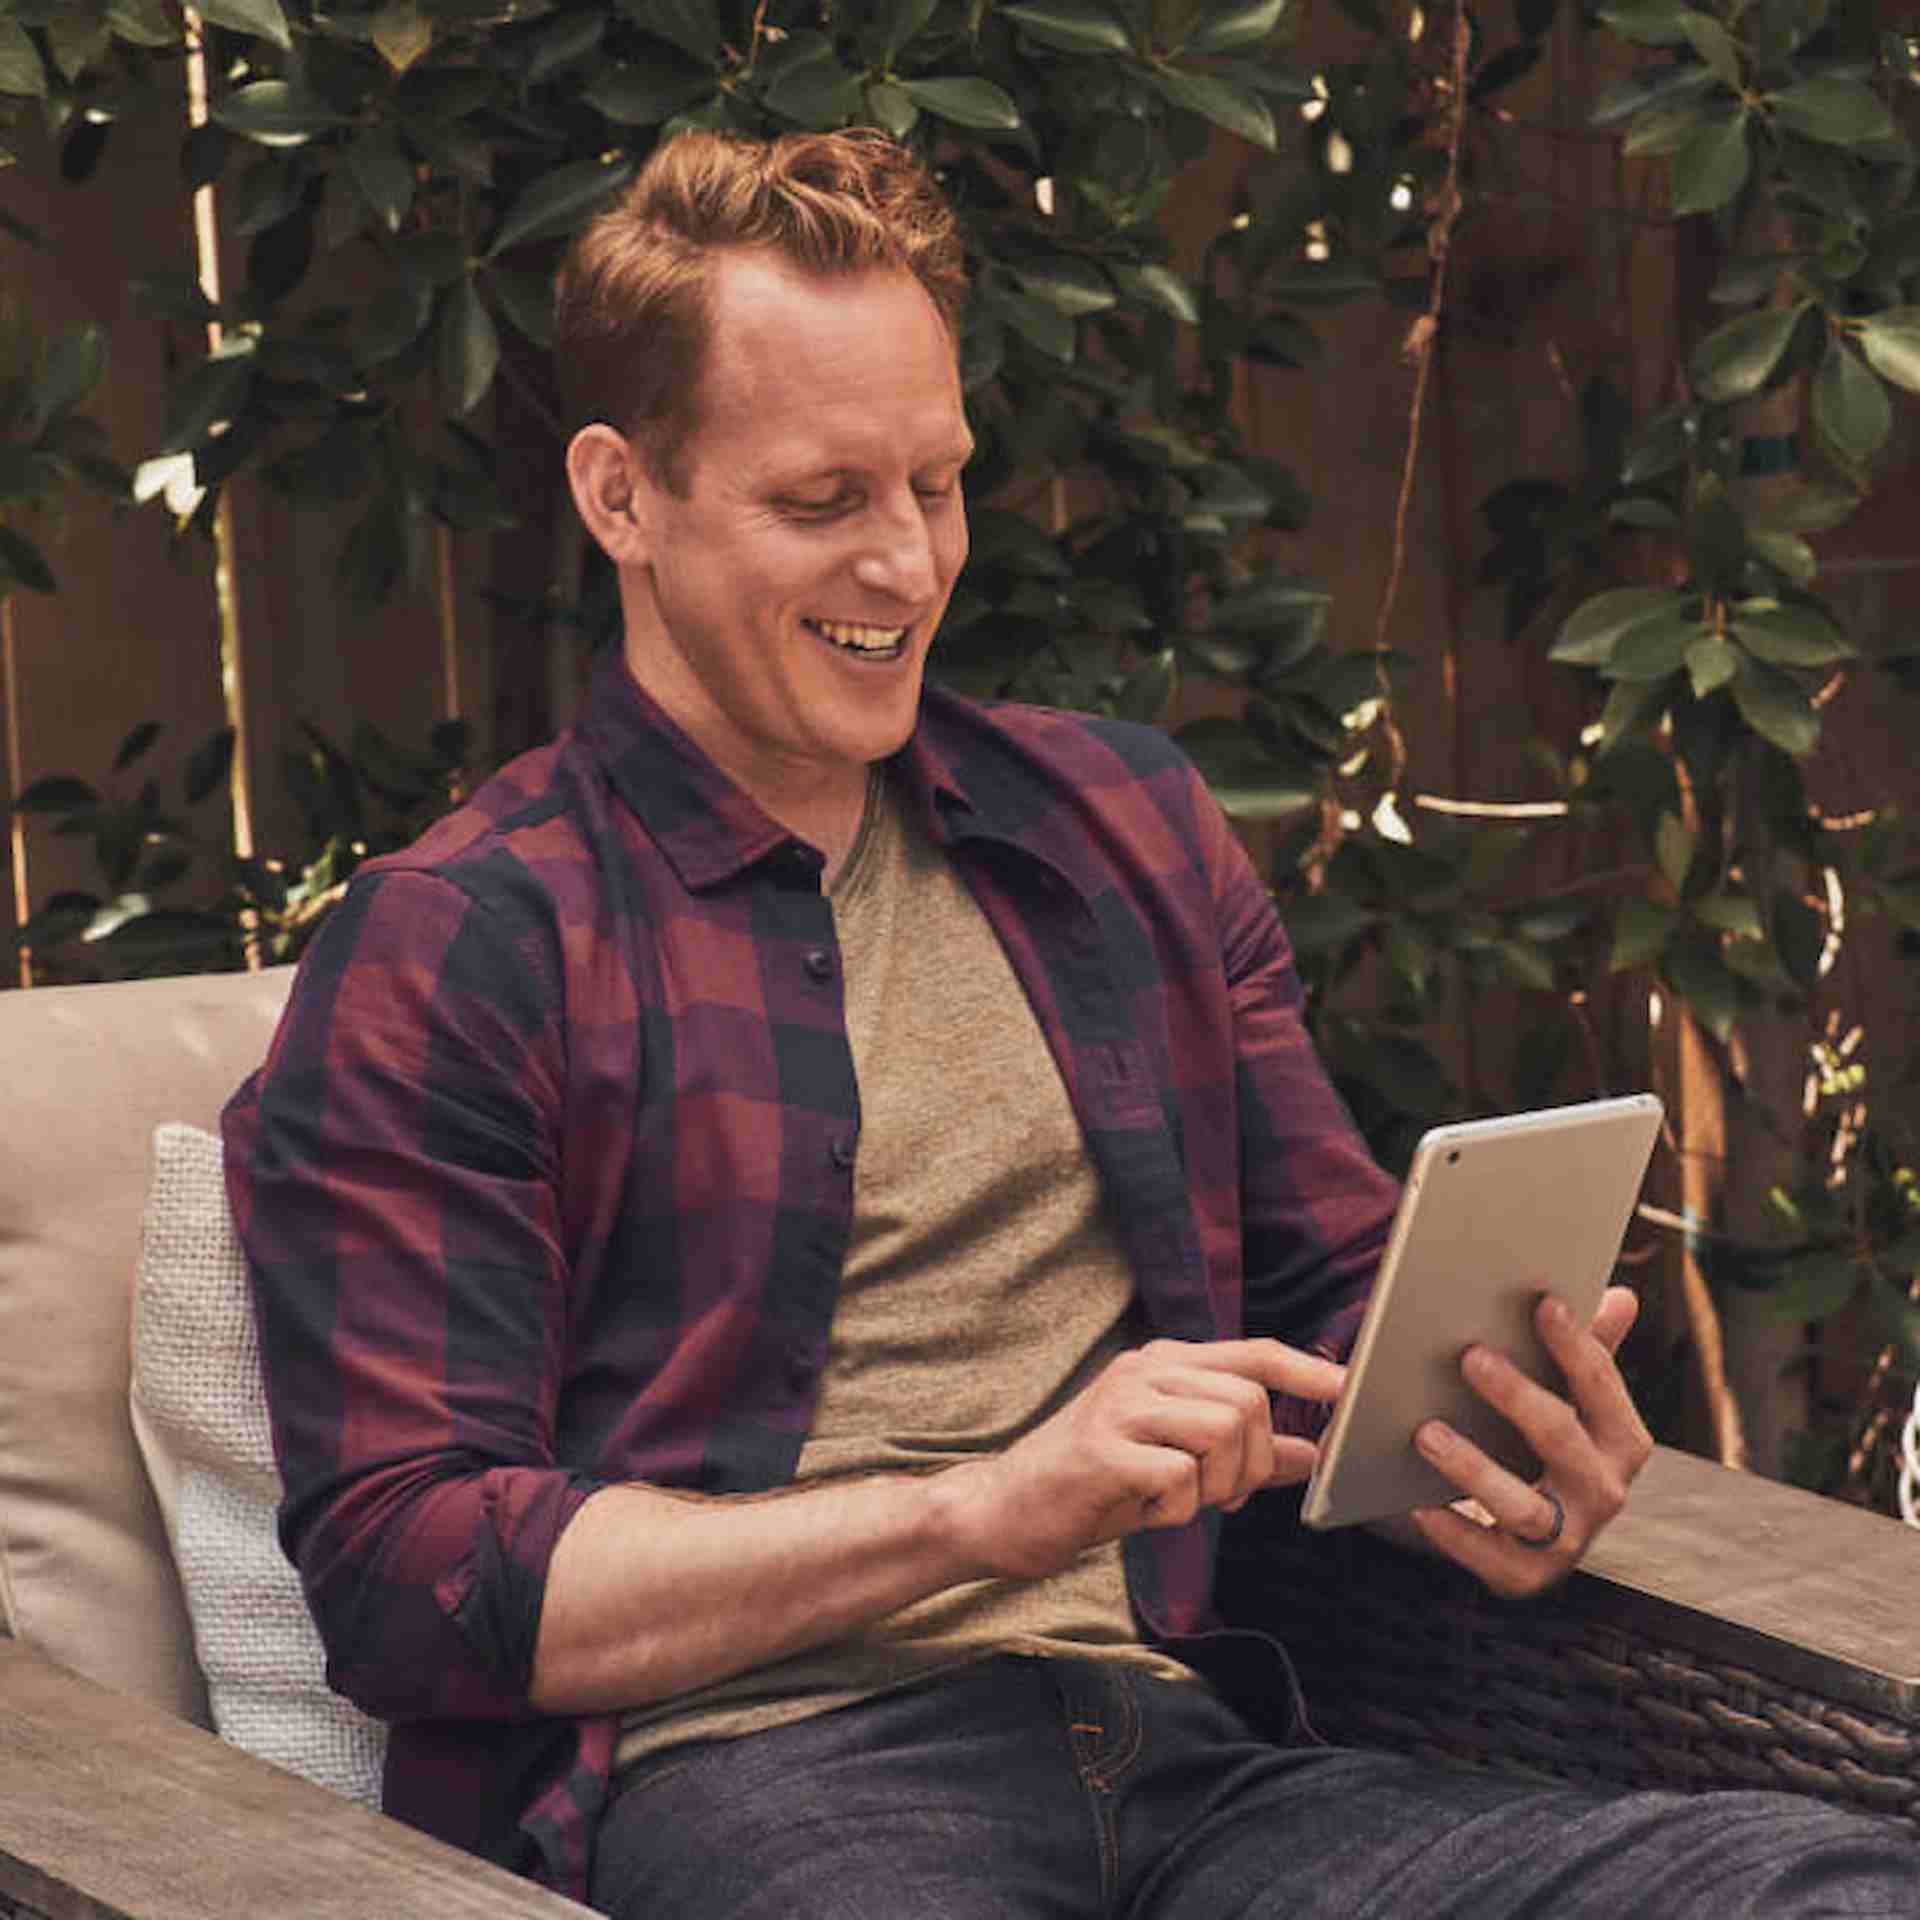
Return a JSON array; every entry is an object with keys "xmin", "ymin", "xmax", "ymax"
[
  {"xmin": 1580, "ymin": 1445, "xmax": 1918, "ymax": 1720},
  {"xmin": 1218, "ymin": 1444, "xmax": 1920, "ymax": 1814},
  {"xmin": 0, "ymin": 1639, "xmax": 593, "ymax": 1920}
]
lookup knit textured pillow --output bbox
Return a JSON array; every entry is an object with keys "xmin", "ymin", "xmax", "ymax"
[{"xmin": 129, "ymin": 1122, "xmax": 387, "ymax": 1806}]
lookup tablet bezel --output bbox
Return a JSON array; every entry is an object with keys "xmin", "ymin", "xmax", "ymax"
[{"xmin": 1299, "ymin": 1093, "xmax": 1663, "ymax": 1532}]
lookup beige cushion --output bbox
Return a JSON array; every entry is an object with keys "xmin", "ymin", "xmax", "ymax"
[
  {"xmin": 0, "ymin": 968, "xmax": 292, "ymax": 1721},
  {"xmin": 131, "ymin": 1123, "xmax": 387, "ymax": 1803}
]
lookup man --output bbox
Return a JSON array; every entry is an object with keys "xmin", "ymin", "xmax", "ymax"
[{"xmin": 224, "ymin": 130, "xmax": 1915, "ymax": 1916}]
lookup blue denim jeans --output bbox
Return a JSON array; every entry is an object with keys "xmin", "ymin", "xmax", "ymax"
[{"xmin": 591, "ymin": 1654, "xmax": 1917, "ymax": 1918}]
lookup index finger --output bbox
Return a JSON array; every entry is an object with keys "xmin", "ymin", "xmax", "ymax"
[{"xmin": 1191, "ymin": 1338, "xmax": 1347, "ymax": 1404}]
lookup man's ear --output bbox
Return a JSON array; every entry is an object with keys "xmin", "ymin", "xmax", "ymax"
[{"xmin": 566, "ymin": 424, "xmax": 653, "ymax": 566}]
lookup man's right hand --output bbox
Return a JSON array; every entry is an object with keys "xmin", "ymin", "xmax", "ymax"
[
  {"xmin": 929, "ymin": 1338, "xmax": 1346, "ymax": 1582},
  {"xmin": 533, "ymin": 1336, "xmax": 1342, "ymax": 1714}
]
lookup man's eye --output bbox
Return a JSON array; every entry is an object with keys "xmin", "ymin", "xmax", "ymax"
[{"xmin": 783, "ymin": 493, "xmax": 854, "ymax": 518}]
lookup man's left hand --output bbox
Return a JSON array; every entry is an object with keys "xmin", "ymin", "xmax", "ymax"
[{"xmin": 1406, "ymin": 1285, "xmax": 1652, "ymax": 1598}]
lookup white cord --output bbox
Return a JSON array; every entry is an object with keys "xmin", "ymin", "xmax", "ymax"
[{"xmin": 1899, "ymin": 1380, "xmax": 1920, "ymax": 1527}]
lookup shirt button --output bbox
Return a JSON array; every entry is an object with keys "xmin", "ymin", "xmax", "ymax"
[
  {"xmin": 803, "ymin": 947, "xmax": 832, "ymax": 981},
  {"xmin": 829, "ymin": 1135, "xmax": 857, "ymax": 1169}
]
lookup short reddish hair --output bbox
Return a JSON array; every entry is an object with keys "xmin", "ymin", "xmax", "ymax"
[{"xmin": 553, "ymin": 129, "xmax": 967, "ymax": 491}]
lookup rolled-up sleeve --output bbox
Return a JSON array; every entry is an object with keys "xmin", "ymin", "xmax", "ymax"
[{"xmin": 223, "ymin": 864, "xmax": 600, "ymax": 1722}]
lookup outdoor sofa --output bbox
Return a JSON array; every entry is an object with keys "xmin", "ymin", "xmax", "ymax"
[{"xmin": 1, "ymin": 968, "xmax": 1915, "ymax": 1919}]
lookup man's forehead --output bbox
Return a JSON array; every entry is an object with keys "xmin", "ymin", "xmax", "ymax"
[{"xmin": 696, "ymin": 252, "xmax": 968, "ymax": 460}]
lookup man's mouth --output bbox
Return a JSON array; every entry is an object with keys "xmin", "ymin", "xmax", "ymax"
[{"xmin": 805, "ymin": 617, "xmax": 908, "ymax": 660}]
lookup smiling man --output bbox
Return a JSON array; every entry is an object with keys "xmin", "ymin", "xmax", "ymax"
[{"xmin": 225, "ymin": 130, "xmax": 1917, "ymax": 1920}]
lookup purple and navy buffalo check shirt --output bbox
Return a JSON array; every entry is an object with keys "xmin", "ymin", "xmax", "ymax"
[{"xmin": 223, "ymin": 650, "xmax": 1399, "ymax": 1901}]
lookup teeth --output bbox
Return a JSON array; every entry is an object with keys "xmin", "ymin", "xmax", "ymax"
[{"xmin": 810, "ymin": 618, "xmax": 906, "ymax": 654}]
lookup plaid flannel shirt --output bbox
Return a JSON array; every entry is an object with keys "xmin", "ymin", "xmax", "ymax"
[{"xmin": 223, "ymin": 650, "xmax": 1399, "ymax": 1901}]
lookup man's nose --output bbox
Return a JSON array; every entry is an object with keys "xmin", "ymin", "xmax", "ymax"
[{"xmin": 852, "ymin": 493, "xmax": 940, "ymax": 602}]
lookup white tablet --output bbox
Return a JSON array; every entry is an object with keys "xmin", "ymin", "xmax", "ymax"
[{"xmin": 1300, "ymin": 1093, "xmax": 1663, "ymax": 1531}]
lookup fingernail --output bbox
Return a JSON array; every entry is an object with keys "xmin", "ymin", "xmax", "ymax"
[
  {"xmin": 1416, "ymin": 1421, "xmax": 1456, "ymax": 1460},
  {"xmin": 1540, "ymin": 1295, "xmax": 1570, "ymax": 1332}
]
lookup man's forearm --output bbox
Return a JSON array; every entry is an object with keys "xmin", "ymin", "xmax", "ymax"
[
  {"xmin": 528, "ymin": 1335, "xmax": 1346, "ymax": 1716},
  {"xmin": 527, "ymin": 1470, "xmax": 984, "ymax": 1714}
]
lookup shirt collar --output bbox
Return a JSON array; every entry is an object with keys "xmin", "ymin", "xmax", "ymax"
[
  {"xmin": 576, "ymin": 652, "xmax": 1032, "ymax": 890},
  {"xmin": 576, "ymin": 651, "xmax": 815, "ymax": 891}
]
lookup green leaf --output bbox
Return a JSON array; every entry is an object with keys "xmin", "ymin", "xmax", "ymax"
[
  {"xmin": 1596, "ymin": 0, "xmax": 1691, "ymax": 44},
  {"xmin": 1730, "ymin": 659, "xmax": 1820, "ymax": 755},
  {"xmin": 1001, "ymin": 0, "xmax": 1132, "ymax": 53},
  {"xmin": 1146, "ymin": 65, "xmax": 1276, "ymax": 150},
  {"xmin": 1597, "ymin": 674, "xmax": 1673, "ymax": 750},
  {"xmin": 1262, "ymin": 261, "xmax": 1381, "ymax": 305},
  {"xmin": 12, "ymin": 774, "xmax": 99, "ymax": 813},
  {"xmin": 1689, "ymin": 302, "xmax": 1804, "ymax": 404},
  {"xmin": 437, "ymin": 279, "xmax": 498, "ymax": 416},
  {"xmin": 878, "ymin": 0, "xmax": 941, "ymax": 58},
  {"xmin": 1655, "ymin": 810, "xmax": 1694, "ymax": 892},
  {"xmin": 1623, "ymin": 99, "xmax": 1713, "ymax": 158},
  {"xmin": 1732, "ymin": 600, "xmax": 1853, "ymax": 668},
  {"xmin": 1511, "ymin": 898, "xmax": 1590, "ymax": 942},
  {"xmin": 1772, "ymin": 891, "xmax": 1824, "ymax": 992},
  {"xmin": 45, "ymin": 7, "xmax": 111, "ymax": 77},
  {"xmin": 345, "ymin": 127, "xmax": 414, "ymax": 230},
  {"xmin": 1188, "ymin": 0, "xmax": 1289, "ymax": 51},
  {"xmin": 156, "ymin": 346, "xmax": 256, "ymax": 456},
  {"xmin": 0, "ymin": 526, "xmax": 56, "ymax": 594},
  {"xmin": 185, "ymin": 729, "xmax": 237, "ymax": 806},
  {"xmin": 619, "ymin": 0, "xmax": 720, "ymax": 63},
  {"xmin": 1610, "ymin": 497, "xmax": 1681, "ymax": 530},
  {"xmin": 487, "ymin": 153, "xmax": 635, "ymax": 257},
  {"xmin": 1607, "ymin": 605, "xmax": 1701, "ymax": 681},
  {"xmin": 528, "ymin": 5, "xmax": 605, "ymax": 82},
  {"xmin": 1621, "ymin": 407, "xmax": 1689, "ymax": 484},
  {"xmin": 106, "ymin": 0, "xmax": 180, "ymax": 47},
  {"xmin": 1593, "ymin": 59, "xmax": 1717, "ymax": 127},
  {"xmin": 31, "ymin": 324, "xmax": 107, "ymax": 429},
  {"xmin": 864, "ymin": 78, "xmax": 919, "ymax": 138},
  {"xmin": 1495, "ymin": 938, "xmax": 1558, "ymax": 992},
  {"xmin": 1116, "ymin": 648, "xmax": 1176, "ymax": 722},
  {"xmin": 1678, "ymin": 10, "xmax": 1742, "ymax": 86},
  {"xmin": 1695, "ymin": 889, "xmax": 1762, "ymax": 938},
  {"xmin": 1549, "ymin": 586, "xmax": 1687, "ymax": 668},
  {"xmin": 0, "ymin": 21, "xmax": 47, "ymax": 96},
  {"xmin": 983, "ymin": 284, "xmax": 1076, "ymax": 360},
  {"xmin": 1174, "ymin": 717, "xmax": 1317, "ymax": 819},
  {"xmin": 1610, "ymin": 896, "xmax": 1677, "ymax": 971},
  {"xmin": 900, "ymin": 76, "xmax": 1021, "ymax": 130},
  {"xmin": 196, "ymin": 0, "xmax": 293, "ymax": 48},
  {"xmin": 585, "ymin": 58, "xmax": 712, "ymax": 126},
  {"xmin": 1670, "ymin": 105, "xmax": 1750, "ymax": 216},
  {"xmin": 1854, "ymin": 310, "xmax": 1920, "ymax": 393},
  {"xmin": 1746, "ymin": 527, "xmax": 1816, "ymax": 586},
  {"xmin": 1012, "ymin": 255, "xmax": 1114, "ymax": 315},
  {"xmin": 1283, "ymin": 889, "xmax": 1374, "ymax": 954},
  {"xmin": 1663, "ymin": 931, "xmax": 1742, "ymax": 1040},
  {"xmin": 1111, "ymin": 262, "xmax": 1199, "ymax": 324},
  {"xmin": 488, "ymin": 264, "xmax": 553, "ymax": 347},
  {"xmin": 214, "ymin": 80, "xmax": 349, "ymax": 147},
  {"xmin": 1769, "ymin": 76, "xmax": 1897, "ymax": 147},
  {"xmin": 113, "ymin": 721, "xmax": 162, "ymax": 772},
  {"xmin": 1764, "ymin": 1249, "xmax": 1859, "ymax": 1319},
  {"xmin": 354, "ymin": 279, "xmax": 433, "ymax": 367},
  {"xmin": 1685, "ymin": 630, "xmax": 1739, "ymax": 696},
  {"xmin": 762, "ymin": 36, "xmax": 865, "ymax": 127}
]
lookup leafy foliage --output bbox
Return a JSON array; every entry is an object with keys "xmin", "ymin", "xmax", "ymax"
[{"xmin": 7, "ymin": 0, "xmax": 1920, "ymax": 1500}]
